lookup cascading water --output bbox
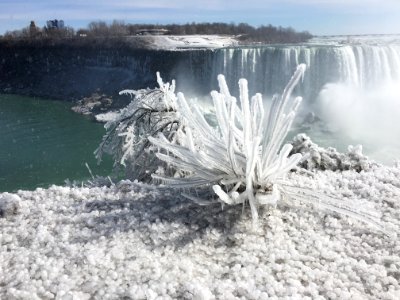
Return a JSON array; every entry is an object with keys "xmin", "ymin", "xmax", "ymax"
[
  {"xmin": 205, "ymin": 43, "xmax": 400, "ymax": 102},
  {"xmin": 180, "ymin": 37, "xmax": 400, "ymax": 164},
  {"xmin": 316, "ymin": 43, "xmax": 400, "ymax": 164}
]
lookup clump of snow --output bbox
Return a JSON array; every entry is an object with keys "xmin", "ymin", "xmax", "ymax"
[
  {"xmin": 95, "ymin": 111, "xmax": 120, "ymax": 123},
  {"xmin": 291, "ymin": 133, "xmax": 375, "ymax": 172},
  {"xmin": 1, "ymin": 165, "xmax": 399, "ymax": 299},
  {"xmin": 0, "ymin": 193, "xmax": 20, "ymax": 217}
]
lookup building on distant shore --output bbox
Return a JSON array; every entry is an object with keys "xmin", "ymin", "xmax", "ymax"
[
  {"xmin": 77, "ymin": 29, "xmax": 88, "ymax": 37},
  {"xmin": 46, "ymin": 19, "xmax": 65, "ymax": 29}
]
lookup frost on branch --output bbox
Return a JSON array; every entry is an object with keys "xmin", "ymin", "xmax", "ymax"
[
  {"xmin": 95, "ymin": 72, "xmax": 179, "ymax": 181},
  {"xmin": 148, "ymin": 65, "xmax": 386, "ymax": 232}
]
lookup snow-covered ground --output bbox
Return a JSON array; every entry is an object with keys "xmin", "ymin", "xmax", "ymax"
[
  {"xmin": 1, "ymin": 163, "xmax": 400, "ymax": 299},
  {"xmin": 147, "ymin": 35, "xmax": 238, "ymax": 50}
]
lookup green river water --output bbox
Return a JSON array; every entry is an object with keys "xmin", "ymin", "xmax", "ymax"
[{"xmin": 0, "ymin": 94, "xmax": 112, "ymax": 192}]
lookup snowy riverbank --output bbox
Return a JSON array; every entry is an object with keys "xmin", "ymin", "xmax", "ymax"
[
  {"xmin": 144, "ymin": 35, "xmax": 238, "ymax": 50},
  {"xmin": 1, "ymin": 162, "xmax": 400, "ymax": 299}
]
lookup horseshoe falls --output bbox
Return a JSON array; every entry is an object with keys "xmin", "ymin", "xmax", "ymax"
[
  {"xmin": 186, "ymin": 42, "xmax": 399, "ymax": 101},
  {"xmin": 181, "ymin": 39, "xmax": 400, "ymax": 164}
]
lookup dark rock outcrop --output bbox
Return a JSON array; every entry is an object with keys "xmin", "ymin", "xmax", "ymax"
[
  {"xmin": 290, "ymin": 133, "xmax": 376, "ymax": 172},
  {"xmin": 0, "ymin": 43, "xmax": 216, "ymax": 102},
  {"xmin": 71, "ymin": 92, "xmax": 113, "ymax": 116}
]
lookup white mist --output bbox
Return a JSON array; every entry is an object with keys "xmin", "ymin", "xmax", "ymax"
[{"xmin": 318, "ymin": 80, "xmax": 400, "ymax": 164}]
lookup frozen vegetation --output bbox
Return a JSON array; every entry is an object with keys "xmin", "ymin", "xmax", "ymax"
[
  {"xmin": 1, "ymin": 67, "xmax": 400, "ymax": 298},
  {"xmin": 97, "ymin": 65, "xmax": 385, "ymax": 231}
]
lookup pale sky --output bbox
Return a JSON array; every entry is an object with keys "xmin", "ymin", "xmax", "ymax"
[{"xmin": 1, "ymin": 0, "xmax": 399, "ymax": 36}]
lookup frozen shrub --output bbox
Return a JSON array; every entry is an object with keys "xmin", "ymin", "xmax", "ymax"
[
  {"xmin": 148, "ymin": 65, "xmax": 385, "ymax": 231},
  {"xmin": 149, "ymin": 66, "xmax": 305, "ymax": 223},
  {"xmin": 97, "ymin": 66, "xmax": 386, "ymax": 232},
  {"xmin": 95, "ymin": 72, "xmax": 179, "ymax": 181}
]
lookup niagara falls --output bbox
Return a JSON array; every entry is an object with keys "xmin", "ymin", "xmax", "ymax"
[{"xmin": 1, "ymin": 1, "xmax": 400, "ymax": 299}]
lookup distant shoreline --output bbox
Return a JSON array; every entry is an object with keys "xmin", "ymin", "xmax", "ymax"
[{"xmin": 0, "ymin": 34, "xmax": 312, "ymax": 51}]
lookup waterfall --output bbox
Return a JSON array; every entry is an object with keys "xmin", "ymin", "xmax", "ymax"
[
  {"xmin": 200, "ymin": 44, "xmax": 400, "ymax": 104},
  {"xmin": 176, "ymin": 40, "xmax": 400, "ymax": 164}
]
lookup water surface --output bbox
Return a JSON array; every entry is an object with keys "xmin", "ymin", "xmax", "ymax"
[{"xmin": 0, "ymin": 94, "xmax": 112, "ymax": 192}]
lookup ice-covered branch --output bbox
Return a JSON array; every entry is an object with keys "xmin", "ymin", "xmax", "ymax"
[
  {"xmin": 97, "ymin": 66, "xmax": 385, "ymax": 233},
  {"xmin": 148, "ymin": 65, "xmax": 384, "ymax": 232},
  {"xmin": 95, "ymin": 73, "xmax": 179, "ymax": 181}
]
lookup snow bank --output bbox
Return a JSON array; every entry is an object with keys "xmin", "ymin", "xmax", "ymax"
[
  {"xmin": 148, "ymin": 35, "xmax": 238, "ymax": 50},
  {"xmin": 1, "ymin": 165, "xmax": 399, "ymax": 299},
  {"xmin": 95, "ymin": 111, "xmax": 120, "ymax": 123}
]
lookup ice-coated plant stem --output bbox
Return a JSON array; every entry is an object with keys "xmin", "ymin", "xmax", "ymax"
[{"xmin": 149, "ymin": 65, "xmax": 386, "ymax": 232}]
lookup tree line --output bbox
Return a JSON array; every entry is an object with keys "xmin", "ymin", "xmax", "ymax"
[{"xmin": 0, "ymin": 20, "xmax": 312, "ymax": 44}]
